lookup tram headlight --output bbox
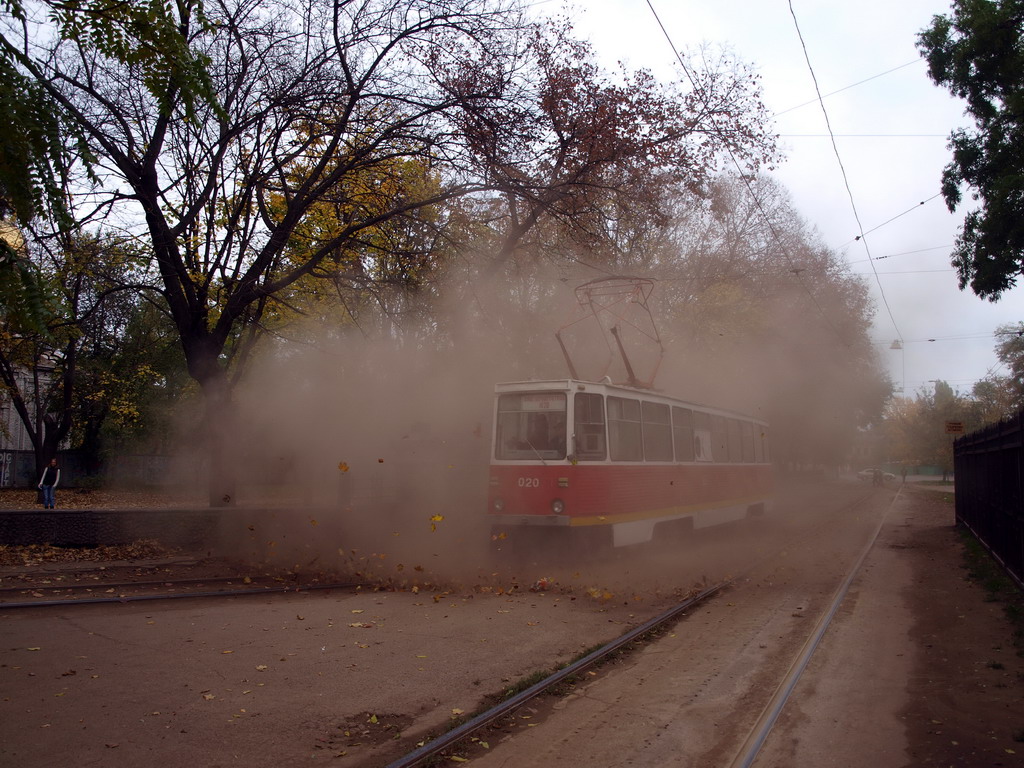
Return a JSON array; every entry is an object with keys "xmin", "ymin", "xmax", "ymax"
[
  {"xmin": 551, "ymin": 498, "xmax": 565, "ymax": 515},
  {"xmin": 493, "ymin": 498, "xmax": 505, "ymax": 513}
]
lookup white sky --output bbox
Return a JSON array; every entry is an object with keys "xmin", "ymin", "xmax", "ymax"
[{"xmin": 557, "ymin": 0, "xmax": 1023, "ymax": 397}]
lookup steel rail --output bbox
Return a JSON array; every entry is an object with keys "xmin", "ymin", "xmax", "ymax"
[
  {"xmin": 386, "ymin": 581, "xmax": 728, "ymax": 768},
  {"xmin": 0, "ymin": 581, "xmax": 362, "ymax": 609},
  {"xmin": 727, "ymin": 486, "xmax": 902, "ymax": 768},
  {"xmin": 387, "ymin": 489, "xmax": 880, "ymax": 768},
  {"xmin": 0, "ymin": 575, "xmax": 246, "ymax": 595}
]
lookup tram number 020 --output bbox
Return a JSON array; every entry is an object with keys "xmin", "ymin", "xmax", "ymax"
[{"xmin": 517, "ymin": 477, "xmax": 541, "ymax": 488}]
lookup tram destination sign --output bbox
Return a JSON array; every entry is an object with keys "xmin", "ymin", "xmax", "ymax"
[{"xmin": 945, "ymin": 421, "xmax": 964, "ymax": 434}]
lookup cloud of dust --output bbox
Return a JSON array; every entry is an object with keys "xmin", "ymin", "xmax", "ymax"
[
  {"xmin": 161, "ymin": 249, "xmax": 885, "ymax": 597},
  {"xmin": 156, "ymin": 270, "xmax": 590, "ymax": 589}
]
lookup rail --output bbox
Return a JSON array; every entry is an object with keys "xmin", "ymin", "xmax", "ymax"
[
  {"xmin": 386, "ymin": 581, "xmax": 728, "ymax": 768},
  {"xmin": 388, "ymin": 487, "xmax": 889, "ymax": 767},
  {"xmin": 0, "ymin": 579, "xmax": 361, "ymax": 609}
]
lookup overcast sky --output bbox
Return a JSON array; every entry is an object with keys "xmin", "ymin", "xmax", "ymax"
[{"xmin": 556, "ymin": 0, "xmax": 1023, "ymax": 397}]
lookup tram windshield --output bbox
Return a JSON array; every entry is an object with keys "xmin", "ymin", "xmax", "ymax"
[{"xmin": 495, "ymin": 392, "xmax": 567, "ymax": 460}]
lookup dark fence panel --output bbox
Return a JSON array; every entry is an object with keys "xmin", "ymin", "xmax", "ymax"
[
  {"xmin": 954, "ymin": 412, "xmax": 1024, "ymax": 588},
  {"xmin": 0, "ymin": 451, "xmax": 94, "ymax": 488}
]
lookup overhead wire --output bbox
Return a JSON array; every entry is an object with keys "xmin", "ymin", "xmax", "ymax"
[
  {"xmin": 785, "ymin": 0, "xmax": 904, "ymax": 347},
  {"xmin": 839, "ymin": 193, "xmax": 943, "ymax": 247},
  {"xmin": 851, "ymin": 269, "xmax": 955, "ymax": 275},
  {"xmin": 847, "ymin": 245, "xmax": 953, "ymax": 264},
  {"xmin": 639, "ymin": 4, "xmax": 1008, "ymax": 395},
  {"xmin": 780, "ymin": 133, "xmax": 946, "ymax": 137},
  {"xmin": 772, "ymin": 58, "xmax": 923, "ymax": 117},
  {"xmin": 644, "ymin": 0, "xmax": 851, "ymax": 347}
]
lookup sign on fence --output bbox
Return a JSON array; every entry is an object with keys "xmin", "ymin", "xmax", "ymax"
[{"xmin": 945, "ymin": 421, "xmax": 964, "ymax": 434}]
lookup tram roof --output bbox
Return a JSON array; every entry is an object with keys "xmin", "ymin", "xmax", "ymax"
[{"xmin": 493, "ymin": 379, "xmax": 768, "ymax": 425}]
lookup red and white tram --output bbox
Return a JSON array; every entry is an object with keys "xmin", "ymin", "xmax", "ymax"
[{"xmin": 487, "ymin": 378, "xmax": 773, "ymax": 549}]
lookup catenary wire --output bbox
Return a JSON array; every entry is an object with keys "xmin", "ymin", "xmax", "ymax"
[
  {"xmin": 786, "ymin": 0, "xmax": 904, "ymax": 346},
  {"xmin": 645, "ymin": 0, "xmax": 851, "ymax": 347},
  {"xmin": 839, "ymin": 193, "xmax": 943, "ymax": 247},
  {"xmin": 772, "ymin": 58, "xmax": 924, "ymax": 117}
]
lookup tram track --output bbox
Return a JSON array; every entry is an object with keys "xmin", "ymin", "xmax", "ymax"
[
  {"xmin": 0, "ymin": 578, "xmax": 363, "ymax": 609},
  {"xmin": 0, "ymin": 481, "xmax": 901, "ymax": 767},
  {"xmin": 385, "ymin": 485, "xmax": 898, "ymax": 767},
  {"xmin": 0, "ymin": 558, "xmax": 364, "ymax": 608},
  {"xmin": 385, "ymin": 581, "xmax": 729, "ymax": 768},
  {"xmin": 727, "ymin": 485, "xmax": 899, "ymax": 768}
]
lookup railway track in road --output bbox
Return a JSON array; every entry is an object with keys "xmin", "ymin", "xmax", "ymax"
[
  {"xmin": 387, "ymin": 581, "xmax": 729, "ymax": 768},
  {"xmin": 0, "ymin": 579, "xmax": 362, "ymax": 608},
  {"xmin": 385, "ymin": 485, "xmax": 898, "ymax": 768},
  {"xmin": 725, "ymin": 486, "xmax": 898, "ymax": 768},
  {"xmin": 0, "ymin": 482, "xmax": 900, "ymax": 766},
  {"xmin": 0, "ymin": 560, "xmax": 362, "ymax": 608}
]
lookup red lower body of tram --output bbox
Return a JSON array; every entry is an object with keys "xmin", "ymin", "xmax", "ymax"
[{"xmin": 487, "ymin": 462, "xmax": 773, "ymax": 548}]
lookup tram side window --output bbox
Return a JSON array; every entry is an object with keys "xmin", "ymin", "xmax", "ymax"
[
  {"xmin": 672, "ymin": 407, "xmax": 695, "ymax": 462},
  {"xmin": 727, "ymin": 419, "xmax": 742, "ymax": 463},
  {"xmin": 495, "ymin": 393, "xmax": 567, "ymax": 460},
  {"xmin": 608, "ymin": 396, "xmax": 643, "ymax": 461},
  {"xmin": 693, "ymin": 411, "xmax": 712, "ymax": 461},
  {"xmin": 741, "ymin": 421, "xmax": 755, "ymax": 463},
  {"xmin": 642, "ymin": 402, "xmax": 673, "ymax": 461},
  {"xmin": 711, "ymin": 416, "xmax": 728, "ymax": 463},
  {"xmin": 573, "ymin": 393, "xmax": 607, "ymax": 460}
]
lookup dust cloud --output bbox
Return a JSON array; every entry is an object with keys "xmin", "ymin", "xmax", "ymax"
[{"xmin": 162, "ymin": 261, "xmax": 884, "ymax": 599}]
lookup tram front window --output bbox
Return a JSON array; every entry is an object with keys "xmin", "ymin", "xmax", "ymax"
[{"xmin": 496, "ymin": 393, "xmax": 567, "ymax": 460}]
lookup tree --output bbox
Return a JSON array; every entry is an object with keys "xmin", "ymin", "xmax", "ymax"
[
  {"xmin": 647, "ymin": 176, "xmax": 889, "ymax": 470},
  {"xmin": 0, "ymin": 231, "xmax": 143, "ymax": 476},
  {"xmin": 884, "ymin": 381, "xmax": 980, "ymax": 478},
  {"xmin": 918, "ymin": 0, "xmax": 1024, "ymax": 300},
  {"xmin": 72, "ymin": 286, "xmax": 191, "ymax": 474},
  {"xmin": 969, "ymin": 375, "xmax": 1017, "ymax": 424},
  {"xmin": 11, "ymin": 0, "xmax": 530, "ymax": 502},
  {"xmin": 10, "ymin": 1, "xmax": 787, "ymax": 503},
  {"xmin": 1, "ymin": 0, "xmax": 218, "ymax": 331},
  {"xmin": 992, "ymin": 321, "xmax": 1024, "ymax": 410},
  {"xmin": 451, "ymin": 21, "xmax": 779, "ymax": 275}
]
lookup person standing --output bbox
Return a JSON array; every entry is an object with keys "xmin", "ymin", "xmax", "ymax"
[{"xmin": 38, "ymin": 458, "xmax": 60, "ymax": 509}]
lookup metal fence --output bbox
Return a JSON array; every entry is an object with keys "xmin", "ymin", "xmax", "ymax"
[
  {"xmin": 953, "ymin": 411, "xmax": 1024, "ymax": 588},
  {"xmin": 0, "ymin": 451, "xmax": 91, "ymax": 488}
]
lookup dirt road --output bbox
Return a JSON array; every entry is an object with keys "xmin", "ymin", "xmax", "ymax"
[
  {"xmin": 1, "ymin": 480, "xmax": 1021, "ymax": 767},
  {"xmin": 470, "ymin": 485, "xmax": 1023, "ymax": 767}
]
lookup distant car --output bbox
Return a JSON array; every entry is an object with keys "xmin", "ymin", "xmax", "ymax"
[{"xmin": 858, "ymin": 468, "xmax": 896, "ymax": 483}]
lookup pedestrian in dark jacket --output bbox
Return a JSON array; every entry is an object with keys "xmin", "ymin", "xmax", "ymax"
[{"xmin": 38, "ymin": 459, "xmax": 60, "ymax": 509}]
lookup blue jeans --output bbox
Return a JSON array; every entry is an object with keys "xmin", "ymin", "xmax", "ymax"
[{"xmin": 41, "ymin": 485, "xmax": 55, "ymax": 508}]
